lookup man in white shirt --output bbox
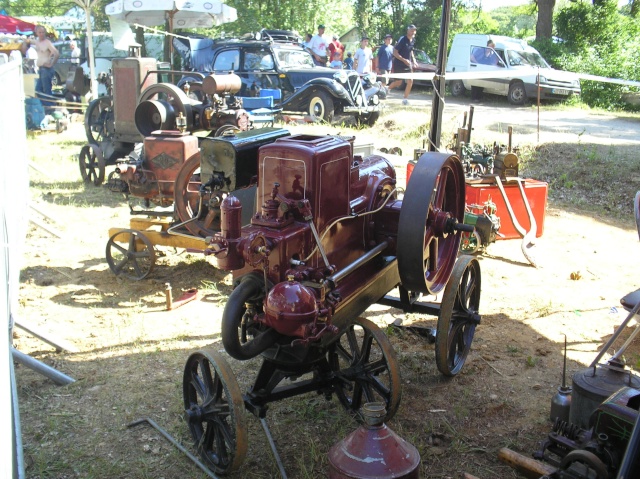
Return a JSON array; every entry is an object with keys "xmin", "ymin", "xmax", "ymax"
[
  {"xmin": 70, "ymin": 40, "xmax": 81, "ymax": 64},
  {"xmin": 353, "ymin": 36, "xmax": 373, "ymax": 74},
  {"xmin": 308, "ymin": 24, "xmax": 328, "ymax": 66}
]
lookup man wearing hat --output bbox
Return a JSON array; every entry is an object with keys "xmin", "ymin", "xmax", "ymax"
[
  {"xmin": 308, "ymin": 24, "xmax": 329, "ymax": 66},
  {"xmin": 353, "ymin": 36, "xmax": 373, "ymax": 74},
  {"xmin": 388, "ymin": 24, "xmax": 418, "ymax": 105},
  {"xmin": 377, "ymin": 34, "xmax": 394, "ymax": 85},
  {"xmin": 327, "ymin": 34, "xmax": 344, "ymax": 62}
]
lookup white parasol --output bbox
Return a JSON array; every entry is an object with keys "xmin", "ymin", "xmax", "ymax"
[{"xmin": 105, "ymin": 0, "xmax": 237, "ymax": 32}]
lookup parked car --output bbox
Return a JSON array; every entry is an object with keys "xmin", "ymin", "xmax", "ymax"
[
  {"xmin": 413, "ymin": 49, "xmax": 437, "ymax": 87},
  {"xmin": 172, "ymin": 29, "xmax": 384, "ymax": 125},
  {"xmin": 446, "ymin": 33, "xmax": 580, "ymax": 105},
  {"xmin": 52, "ymin": 39, "xmax": 86, "ymax": 87},
  {"xmin": 53, "ymin": 33, "xmax": 164, "ymax": 95}
]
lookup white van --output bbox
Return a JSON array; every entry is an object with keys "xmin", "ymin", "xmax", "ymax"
[{"xmin": 446, "ymin": 34, "xmax": 580, "ymax": 105}]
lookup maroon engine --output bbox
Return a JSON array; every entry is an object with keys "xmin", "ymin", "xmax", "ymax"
[
  {"xmin": 182, "ymin": 133, "xmax": 482, "ymax": 476},
  {"xmin": 209, "ymin": 133, "xmax": 475, "ymax": 356}
]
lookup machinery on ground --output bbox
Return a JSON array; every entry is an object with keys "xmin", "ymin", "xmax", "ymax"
[
  {"xmin": 181, "ymin": 132, "xmax": 482, "ymax": 475},
  {"xmin": 79, "ymin": 55, "xmax": 254, "ymax": 186}
]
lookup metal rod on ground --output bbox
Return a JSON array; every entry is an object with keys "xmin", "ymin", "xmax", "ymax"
[
  {"xmin": 28, "ymin": 216, "xmax": 63, "ymax": 239},
  {"xmin": 14, "ymin": 317, "xmax": 78, "ymax": 353},
  {"xmin": 28, "ymin": 160, "xmax": 52, "ymax": 176},
  {"xmin": 427, "ymin": 0, "xmax": 452, "ymax": 151},
  {"xmin": 29, "ymin": 202, "xmax": 62, "ymax": 225},
  {"xmin": 11, "ymin": 347, "xmax": 75, "ymax": 385},
  {"xmin": 590, "ymin": 300, "xmax": 640, "ymax": 368},
  {"xmin": 260, "ymin": 418, "xmax": 288, "ymax": 479},
  {"xmin": 127, "ymin": 417, "xmax": 220, "ymax": 479}
]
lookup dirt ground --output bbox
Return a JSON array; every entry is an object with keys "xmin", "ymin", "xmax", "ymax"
[{"xmin": 13, "ymin": 97, "xmax": 640, "ymax": 479}]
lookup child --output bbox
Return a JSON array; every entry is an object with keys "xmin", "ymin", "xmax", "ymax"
[
  {"xmin": 344, "ymin": 52, "xmax": 354, "ymax": 70},
  {"xmin": 330, "ymin": 51, "xmax": 343, "ymax": 69}
]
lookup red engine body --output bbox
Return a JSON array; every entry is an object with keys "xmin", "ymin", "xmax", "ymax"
[{"xmin": 210, "ymin": 134, "xmax": 403, "ymax": 344}]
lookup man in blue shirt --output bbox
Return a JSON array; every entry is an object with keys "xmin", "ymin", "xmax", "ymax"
[
  {"xmin": 377, "ymin": 34, "xmax": 394, "ymax": 85},
  {"xmin": 388, "ymin": 24, "xmax": 418, "ymax": 105}
]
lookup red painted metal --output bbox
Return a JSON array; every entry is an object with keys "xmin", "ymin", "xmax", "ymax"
[
  {"xmin": 112, "ymin": 57, "xmax": 158, "ymax": 144},
  {"xmin": 118, "ymin": 131, "xmax": 199, "ymax": 205},
  {"xmin": 328, "ymin": 402, "xmax": 420, "ymax": 479},
  {"xmin": 465, "ymin": 179, "xmax": 548, "ymax": 239}
]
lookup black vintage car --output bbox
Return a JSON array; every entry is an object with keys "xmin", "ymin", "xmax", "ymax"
[{"xmin": 172, "ymin": 29, "xmax": 384, "ymax": 125}]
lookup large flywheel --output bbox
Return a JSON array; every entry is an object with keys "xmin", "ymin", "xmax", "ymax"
[
  {"xmin": 397, "ymin": 152, "xmax": 468, "ymax": 295},
  {"xmin": 136, "ymin": 83, "xmax": 194, "ymax": 136}
]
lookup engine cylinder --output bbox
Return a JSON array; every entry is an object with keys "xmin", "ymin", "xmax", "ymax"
[{"xmin": 220, "ymin": 195, "xmax": 242, "ymax": 240}]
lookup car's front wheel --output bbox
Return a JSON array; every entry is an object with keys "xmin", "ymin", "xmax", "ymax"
[
  {"xmin": 51, "ymin": 71, "xmax": 62, "ymax": 88},
  {"xmin": 308, "ymin": 91, "xmax": 334, "ymax": 123},
  {"xmin": 508, "ymin": 81, "xmax": 527, "ymax": 105},
  {"xmin": 450, "ymin": 80, "xmax": 465, "ymax": 97}
]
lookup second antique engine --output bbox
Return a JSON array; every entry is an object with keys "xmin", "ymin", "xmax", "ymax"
[{"xmin": 534, "ymin": 386, "xmax": 640, "ymax": 478}]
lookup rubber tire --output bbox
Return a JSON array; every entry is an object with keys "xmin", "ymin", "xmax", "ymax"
[
  {"xmin": 508, "ymin": 81, "xmax": 527, "ymax": 106},
  {"xmin": 451, "ymin": 80, "xmax": 465, "ymax": 97},
  {"xmin": 221, "ymin": 276, "xmax": 281, "ymax": 361},
  {"xmin": 308, "ymin": 90, "xmax": 334, "ymax": 123},
  {"xmin": 357, "ymin": 111, "xmax": 380, "ymax": 127}
]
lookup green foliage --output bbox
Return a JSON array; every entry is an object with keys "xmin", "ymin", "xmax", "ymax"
[{"xmin": 552, "ymin": 0, "xmax": 640, "ymax": 111}]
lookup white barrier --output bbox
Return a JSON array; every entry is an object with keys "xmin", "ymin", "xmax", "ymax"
[
  {"xmin": 381, "ymin": 68, "xmax": 640, "ymax": 88},
  {"xmin": 0, "ymin": 59, "xmax": 29, "ymax": 479}
]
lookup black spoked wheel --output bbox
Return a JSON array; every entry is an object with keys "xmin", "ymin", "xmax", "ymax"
[
  {"xmin": 84, "ymin": 96, "xmax": 114, "ymax": 144},
  {"xmin": 221, "ymin": 274, "xmax": 280, "ymax": 361},
  {"xmin": 328, "ymin": 317, "xmax": 401, "ymax": 422},
  {"xmin": 183, "ymin": 348, "xmax": 248, "ymax": 475},
  {"xmin": 435, "ymin": 255, "xmax": 481, "ymax": 376},
  {"xmin": 79, "ymin": 144, "xmax": 106, "ymax": 186},
  {"xmin": 105, "ymin": 229, "xmax": 156, "ymax": 280}
]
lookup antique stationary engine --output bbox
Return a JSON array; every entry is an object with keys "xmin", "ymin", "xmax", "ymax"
[
  {"xmin": 533, "ymin": 387, "xmax": 640, "ymax": 478},
  {"xmin": 182, "ymin": 133, "xmax": 483, "ymax": 475}
]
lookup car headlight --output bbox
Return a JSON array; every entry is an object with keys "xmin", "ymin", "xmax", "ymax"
[
  {"xmin": 334, "ymin": 71, "xmax": 348, "ymax": 83},
  {"xmin": 364, "ymin": 72, "xmax": 377, "ymax": 84},
  {"xmin": 538, "ymin": 75, "xmax": 547, "ymax": 83},
  {"xmin": 573, "ymin": 79, "xmax": 580, "ymax": 87},
  {"xmin": 355, "ymin": 94, "xmax": 363, "ymax": 105},
  {"xmin": 371, "ymin": 94, "xmax": 379, "ymax": 105}
]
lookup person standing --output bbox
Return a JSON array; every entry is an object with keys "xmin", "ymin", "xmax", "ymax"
[
  {"xmin": 388, "ymin": 24, "xmax": 418, "ymax": 105},
  {"xmin": 353, "ymin": 36, "xmax": 373, "ymax": 74},
  {"xmin": 34, "ymin": 25, "xmax": 59, "ymax": 107},
  {"xmin": 327, "ymin": 34, "xmax": 344, "ymax": 62},
  {"xmin": 377, "ymin": 34, "xmax": 394, "ymax": 85},
  {"xmin": 344, "ymin": 52, "xmax": 354, "ymax": 70},
  {"xmin": 308, "ymin": 24, "xmax": 329, "ymax": 66},
  {"xmin": 302, "ymin": 33, "xmax": 313, "ymax": 50},
  {"xmin": 70, "ymin": 40, "xmax": 81, "ymax": 65}
]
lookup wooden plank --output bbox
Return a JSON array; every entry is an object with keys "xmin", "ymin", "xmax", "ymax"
[{"xmin": 108, "ymin": 228, "xmax": 207, "ymax": 250}]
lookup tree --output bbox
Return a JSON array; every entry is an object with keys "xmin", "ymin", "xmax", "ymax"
[{"xmin": 535, "ymin": 0, "xmax": 555, "ymax": 40}]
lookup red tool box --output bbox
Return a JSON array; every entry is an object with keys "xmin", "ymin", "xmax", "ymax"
[{"xmin": 465, "ymin": 179, "xmax": 548, "ymax": 240}]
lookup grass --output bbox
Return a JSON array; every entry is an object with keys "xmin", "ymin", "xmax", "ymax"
[{"xmin": 18, "ymin": 102, "xmax": 638, "ymax": 479}]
